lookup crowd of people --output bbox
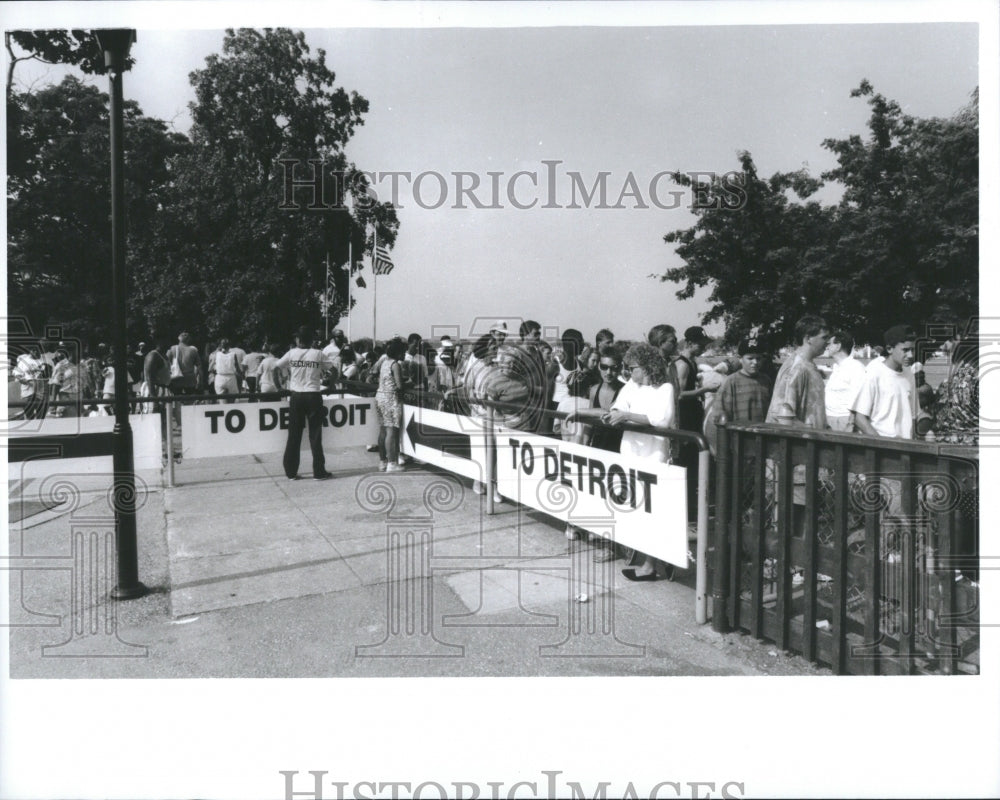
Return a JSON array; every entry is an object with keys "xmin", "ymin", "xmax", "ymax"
[{"xmin": 11, "ymin": 314, "xmax": 978, "ymax": 578}]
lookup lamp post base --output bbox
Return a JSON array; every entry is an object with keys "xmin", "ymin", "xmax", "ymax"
[{"xmin": 111, "ymin": 582, "xmax": 149, "ymax": 601}]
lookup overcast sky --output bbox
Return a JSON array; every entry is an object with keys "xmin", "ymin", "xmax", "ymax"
[{"xmin": 8, "ymin": 18, "xmax": 980, "ymax": 344}]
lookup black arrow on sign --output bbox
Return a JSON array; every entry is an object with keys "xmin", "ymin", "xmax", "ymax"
[{"xmin": 405, "ymin": 416, "xmax": 472, "ymax": 460}]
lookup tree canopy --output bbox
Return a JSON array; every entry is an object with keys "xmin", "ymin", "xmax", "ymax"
[
  {"xmin": 659, "ymin": 81, "xmax": 978, "ymax": 346},
  {"xmin": 7, "ymin": 75, "xmax": 186, "ymax": 340},
  {"xmin": 6, "ymin": 28, "xmax": 399, "ymax": 347}
]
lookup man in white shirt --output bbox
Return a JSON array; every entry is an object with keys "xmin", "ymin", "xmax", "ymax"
[
  {"xmin": 824, "ymin": 331, "xmax": 866, "ymax": 432},
  {"xmin": 852, "ymin": 325, "xmax": 916, "ymax": 439},
  {"xmin": 277, "ymin": 326, "xmax": 334, "ymax": 480}
]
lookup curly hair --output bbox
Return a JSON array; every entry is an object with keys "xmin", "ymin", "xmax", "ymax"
[
  {"xmin": 385, "ymin": 337, "xmax": 407, "ymax": 361},
  {"xmin": 624, "ymin": 342, "xmax": 668, "ymax": 386}
]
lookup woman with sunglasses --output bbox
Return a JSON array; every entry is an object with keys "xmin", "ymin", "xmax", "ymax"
[{"xmin": 562, "ymin": 345, "xmax": 628, "ymax": 552}]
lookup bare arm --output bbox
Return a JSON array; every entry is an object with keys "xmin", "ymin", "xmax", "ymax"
[{"xmin": 853, "ymin": 413, "xmax": 879, "ymax": 437}]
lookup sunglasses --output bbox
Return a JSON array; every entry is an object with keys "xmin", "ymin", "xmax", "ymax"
[
  {"xmin": 598, "ymin": 363, "xmax": 620, "ymax": 371},
  {"xmin": 624, "ymin": 363, "xmax": 640, "ymax": 371}
]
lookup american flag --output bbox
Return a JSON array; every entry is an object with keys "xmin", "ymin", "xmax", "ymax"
[{"xmin": 373, "ymin": 245, "xmax": 395, "ymax": 276}]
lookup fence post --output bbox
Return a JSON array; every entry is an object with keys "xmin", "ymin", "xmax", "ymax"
[
  {"xmin": 712, "ymin": 422, "xmax": 731, "ymax": 633},
  {"xmin": 165, "ymin": 395, "xmax": 175, "ymax": 488},
  {"xmin": 695, "ymin": 445, "xmax": 710, "ymax": 624},
  {"xmin": 485, "ymin": 404, "xmax": 495, "ymax": 516}
]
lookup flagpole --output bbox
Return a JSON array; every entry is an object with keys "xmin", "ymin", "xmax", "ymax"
[
  {"xmin": 325, "ymin": 252, "xmax": 330, "ymax": 341},
  {"xmin": 373, "ymin": 228, "xmax": 378, "ymax": 342}
]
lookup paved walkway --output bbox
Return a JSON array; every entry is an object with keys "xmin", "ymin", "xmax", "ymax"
[{"xmin": 7, "ymin": 447, "xmax": 827, "ymax": 677}]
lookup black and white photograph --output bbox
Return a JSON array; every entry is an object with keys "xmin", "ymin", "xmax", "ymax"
[{"xmin": 3, "ymin": 1, "xmax": 998, "ymax": 798}]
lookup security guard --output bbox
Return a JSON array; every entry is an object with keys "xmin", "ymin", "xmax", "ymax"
[{"xmin": 277, "ymin": 326, "xmax": 334, "ymax": 480}]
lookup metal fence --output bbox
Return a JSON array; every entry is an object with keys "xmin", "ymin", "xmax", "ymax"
[{"xmin": 711, "ymin": 421, "xmax": 979, "ymax": 675}]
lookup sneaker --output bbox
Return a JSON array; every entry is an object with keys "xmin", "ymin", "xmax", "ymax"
[
  {"xmin": 287, "ymin": 474, "xmax": 300, "ymax": 481},
  {"xmin": 378, "ymin": 461, "xmax": 388, "ymax": 472},
  {"xmin": 366, "ymin": 444, "xmax": 379, "ymax": 452},
  {"xmin": 397, "ymin": 455, "xmax": 406, "ymax": 465},
  {"xmin": 386, "ymin": 463, "xmax": 405, "ymax": 473},
  {"xmin": 472, "ymin": 480, "xmax": 485, "ymax": 495},
  {"xmin": 313, "ymin": 471, "xmax": 333, "ymax": 481}
]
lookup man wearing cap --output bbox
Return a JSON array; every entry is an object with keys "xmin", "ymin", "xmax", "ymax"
[
  {"xmin": 489, "ymin": 321, "xmax": 508, "ymax": 348},
  {"xmin": 706, "ymin": 334, "xmax": 772, "ymax": 442},
  {"xmin": 276, "ymin": 326, "xmax": 334, "ymax": 480}
]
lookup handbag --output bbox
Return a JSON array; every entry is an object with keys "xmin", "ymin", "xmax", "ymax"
[{"xmin": 169, "ymin": 347, "xmax": 183, "ymax": 380}]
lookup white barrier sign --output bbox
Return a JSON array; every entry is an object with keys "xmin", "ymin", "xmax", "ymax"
[
  {"xmin": 6, "ymin": 413, "xmax": 163, "ymax": 479},
  {"xmin": 399, "ymin": 404, "xmax": 489, "ymax": 481},
  {"xmin": 181, "ymin": 397, "xmax": 377, "ymax": 459},
  {"xmin": 495, "ymin": 428, "xmax": 688, "ymax": 567}
]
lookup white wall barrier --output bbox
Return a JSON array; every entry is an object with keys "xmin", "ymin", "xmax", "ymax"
[
  {"xmin": 398, "ymin": 404, "xmax": 489, "ymax": 481},
  {"xmin": 495, "ymin": 427, "xmax": 689, "ymax": 567},
  {"xmin": 6, "ymin": 414, "xmax": 163, "ymax": 480},
  {"xmin": 180, "ymin": 396, "xmax": 378, "ymax": 459}
]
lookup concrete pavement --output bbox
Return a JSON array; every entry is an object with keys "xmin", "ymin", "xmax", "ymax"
[{"xmin": 7, "ymin": 447, "xmax": 828, "ymax": 677}]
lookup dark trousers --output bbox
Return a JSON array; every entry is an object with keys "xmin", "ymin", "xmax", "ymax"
[{"xmin": 283, "ymin": 392, "xmax": 326, "ymax": 478}]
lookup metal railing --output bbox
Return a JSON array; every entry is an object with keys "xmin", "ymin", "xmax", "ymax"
[{"xmin": 711, "ymin": 421, "xmax": 979, "ymax": 675}]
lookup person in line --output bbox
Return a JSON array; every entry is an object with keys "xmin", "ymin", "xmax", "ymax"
[
  {"xmin": 601, "ymin": 343, "xmax": 677, "ymax": 581},
  {"xmin": 213, "ymin": 338, "xmax": 244, "ymax": 402},
  {"xmin": 243, "ymin": 344, "xmax": 267, "ymax": 399},
  {"xmin": 674, "ymin": 326, "xmax": 716, "ymax": 522},
  {"xmin": 765, "ymin": 315, "xmax": 830, "ymax": 542},
  {"xmin": 852, "ymin": 324, "xmax": 916, "ymax": 440},
  {"xmin": 49, "ymin": 347, "xmax": 83, "ymax": 418},
  {"xmin": 704, "ymin": 334, "xmax": 772, "ymax": 455},
  {"xmin": 564, "ymin": 345, "xmax": 627, "ymax": 557},
  {"xmin": 277, "ymin": 326, "xmax": 334, "ymax": 481},
  {"xmin": 338, "ymin": 345, "xmax": 360, "ymax": 381},
  {"xmin": 256, "ymin": 342, "xmax": 287, "ymax": 396},
  {"xmin": 766, "ymin": 315, "xmax": 829, "ymax": 429},
  {"xmin": 375, "ymin": 337, "xmax": 407, "ymax": 473},
  {"xmin": 13, "ymin": 342, "xmax": 47, "ymax": 419},
  {"xmin": 168, "ymin": 332, "xmax": 202, "ymax": 420},
  {"xmin": 427, "ymin": 338, "xmax": 459, "ymax": 398},
  {"xmin": 823, "ymin": 331, "xmax": 866, "ymax": 432},
  {"xmin": 595, "ymin": 327, "xmax": 615, "ymax": 352},
  {"xmin": 142, "ymin": 338, "xmax": 172, "ymax": 415},
  {"xmin": 647, "ymin": 323, "xmax": 680, "ymax": 396}
]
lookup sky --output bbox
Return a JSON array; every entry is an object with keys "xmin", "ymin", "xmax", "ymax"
[
  {"xmin": 6, "ymin": 16, "xmax": 982, "ymax": 344},
  {"xmin": 3, "ymin": 3, "xmax": 999, "ymax": 799}
]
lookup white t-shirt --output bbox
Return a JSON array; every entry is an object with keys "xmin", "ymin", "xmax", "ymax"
[
  {"xmin": 276, "ymin": 347, "xmax": 332, "ymax": 392},
  {"xmin": 611, "ymin": 380, "xmax": 676, "ymax": 463},
  {"xmin": 851, "ymin": 359, "xmax": 914, "ymax": 438},
  {"xmin": 825, "ymin": 356, "xmax": 866, "ymax": 418}
]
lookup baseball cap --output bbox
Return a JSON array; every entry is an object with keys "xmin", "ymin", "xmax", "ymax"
[
  {"xmin": 684, "ymin": 326, "xmax": 712, "ymax": 345},
  {"xmin": 738, "ymin": 334, "xmax": 767, "ymax": 356}
]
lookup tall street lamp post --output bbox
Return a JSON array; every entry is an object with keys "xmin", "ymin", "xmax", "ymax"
[{"xmin": 94, "ymin": 28, "xmax": 146, "ymax": 600}]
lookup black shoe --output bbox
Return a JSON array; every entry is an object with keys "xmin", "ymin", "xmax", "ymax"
[
  {"xmin": 621, "ymin": 568, "xmax": 662, "ymax": 582},
  {"xmin": 313, "ymin": 471, "xmax": 333, "ymax": 480},
  {"xmin": 287, "ymin": 474, "xmax": 300, "ymax": 481}
]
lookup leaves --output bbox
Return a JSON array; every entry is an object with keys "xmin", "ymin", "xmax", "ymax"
[{"xmin": 657, "ymin": 82, "xmax": 978, "ymax": 346}]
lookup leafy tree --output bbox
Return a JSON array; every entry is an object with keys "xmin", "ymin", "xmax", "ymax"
[
  {"xmin": 6, "ymin": 75, "xmax": 187, "ymax": 343},
  {"xmin": 135, "ymin": 28, "xmax": 399, "ymax": 344},
  {"xmin": 5, "ymin": 30, "xmax": 132, "ymax": 97},
  {"xmin": 659, "ymin": 82, "xmax": 978, "ymax": 346}
]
